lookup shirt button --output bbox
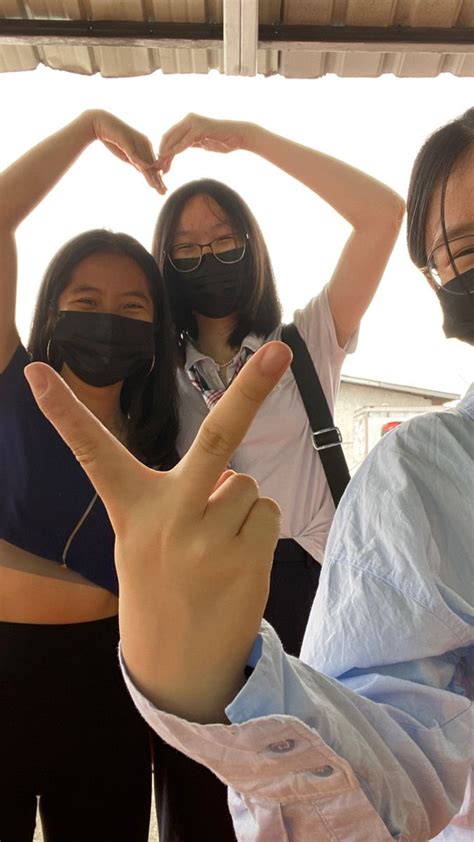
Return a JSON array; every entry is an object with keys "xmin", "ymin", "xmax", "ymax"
[
  {"xmin": 313, "ymin": 765, "xmax": 334, "ymax": 777},
  {"xmin": 268, "ymin": 739, "xmax": 295, "ymax": 753}
]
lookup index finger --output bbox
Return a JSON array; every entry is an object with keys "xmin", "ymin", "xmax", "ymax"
[{"xmin": 174, "ymin": 341, "xmax": 291, "ymax": 510}]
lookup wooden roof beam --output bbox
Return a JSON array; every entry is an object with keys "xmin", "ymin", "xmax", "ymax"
[{"xmin": 223, "ymin": 0, "xmax": 258, "ymax": 76}]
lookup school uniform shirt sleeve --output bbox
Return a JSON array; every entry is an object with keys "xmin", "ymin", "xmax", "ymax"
[
  {"xmin": 119, "ymin": 390, "xmax": 474, "ymax": 842},
  {"xmin": 292, "ymin": 284, "xmax": 358, "ymax": 365}
]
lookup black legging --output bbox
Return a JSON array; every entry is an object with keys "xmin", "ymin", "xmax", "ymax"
[
  {"xmin": 0, "ymin": 615, "xmax": 152, "ymax": 842},
  {"xmin": 154, "ymin": 539, "xmax": 320, "ymax": 842}
]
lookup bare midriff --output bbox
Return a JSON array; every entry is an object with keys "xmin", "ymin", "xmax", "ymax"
[{"xmin": 0, "ymin": 540, "xmax": 118, "ymax": 624}]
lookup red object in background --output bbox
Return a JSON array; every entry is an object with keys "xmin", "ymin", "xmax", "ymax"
[{"xmin": 381, "ymin": 420, "xmax": 402, "ymax": 436}]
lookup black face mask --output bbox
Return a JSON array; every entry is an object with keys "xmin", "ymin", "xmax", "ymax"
[
  {"xmin": 50, "ymin": 311, "xmax": 156, "ymax": 387},
  {"xmin": 436, "ymin": 268, "xmax": 474, "ymax": 345},
  {"xmin": 172, "ymin": 252, "xmax": 248, "ymax": 319}
]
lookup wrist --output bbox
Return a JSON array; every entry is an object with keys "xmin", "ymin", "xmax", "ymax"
[
  {"xmin": 80, "ymin": 109, "xmax": 104, "ymax": 143},
  {"xmin": 239, "ymin": 121, "xmax": 263, "ymax": 153},
  {"xmin": 123, "ymin": 650, "xmax": 243, "ymax": 724},
  {"xmin": 120, "ymin": 622, "xmax": 248, "ymax": 723}
]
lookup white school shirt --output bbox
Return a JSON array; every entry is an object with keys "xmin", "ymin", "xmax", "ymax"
[
  {"xmin": 121, "ymin": 386, "xmax": 474, "ymax": 841},
  {"xmin": 176, "ymin": 285, "xmax": 357, "ymax": 563}
]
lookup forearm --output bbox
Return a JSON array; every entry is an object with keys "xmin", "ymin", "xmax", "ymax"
[
  {"xmin": 242, "ymin": 123, "xmax": 404, "ymax": 232},
  {"xmin": 0, "ymin": 110, "xmax": 97, "ymax": 231}
]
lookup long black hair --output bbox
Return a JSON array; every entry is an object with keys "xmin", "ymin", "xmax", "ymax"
[
  {"xmin": 152, "ymin": 179, "xmax": 282, "ymax": 358},
  {"xmin": 407, "ymin": 107, "xmax": 474, "ymax": 270},
  {"xmin": 28, "ymin": 229, "xmax": 179, "ymax": 468}
]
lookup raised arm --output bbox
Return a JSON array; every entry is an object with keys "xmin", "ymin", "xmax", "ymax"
[
  {"xmin": 157, "ymin": 114, "xmax": 405, "ymax": 346},
  {"xmin": 0, "ymin": 110, "xmax": 164, "ymax": 371}
]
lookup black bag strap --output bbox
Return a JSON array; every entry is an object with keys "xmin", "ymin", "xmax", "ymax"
[{"xmin": 281, "ymin": 323, "xmax": 350, "ymax": 507}]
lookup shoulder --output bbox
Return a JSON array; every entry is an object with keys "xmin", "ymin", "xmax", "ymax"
[
  {"xmin": 0, "ymin": 341, "xmax": 30, "ymax": 372},
  {"xmin": 0, "ymin": 342, "xmax": 31, "ymax": 398},
  {"xmin": 329, "ymin": 409, "xmax": 454, "ymax": 541},
  {"xmin": 326, "ymin": 404, "xmax": 472, "ymax": 576},
  {"xmin": 292, "ymin": 285, "xmax": 358, "ymax": 365},
  {"xmin": 387, "ymin": 404, "xmax": 471, "ymax": 466},
  {"xmin": 351, "ymin": 403, "xmax": 469, "ymax": 481}
]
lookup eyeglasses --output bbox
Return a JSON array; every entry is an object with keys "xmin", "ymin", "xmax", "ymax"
[
  {"xmin": 423, "ymin": 233, "xmax": 474, "ymax": 294},
  {"xmin": 167, "ymin": 233, "xmax": 248, "ymax": 273}
]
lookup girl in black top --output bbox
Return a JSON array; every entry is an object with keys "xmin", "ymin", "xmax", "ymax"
[{"xmin": 0, "ymin": 111, "xmax": 178, "ymax": 841}]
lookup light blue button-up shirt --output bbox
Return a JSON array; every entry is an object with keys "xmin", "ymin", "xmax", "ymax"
[{"xmin": 122, "ymin": 386, "xmax": 474, "ymax": 841}]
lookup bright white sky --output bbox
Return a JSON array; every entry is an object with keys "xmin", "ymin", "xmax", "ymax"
[{"xmin": 1, "ymin": 65, "xmax": 473, "ymax": 395}]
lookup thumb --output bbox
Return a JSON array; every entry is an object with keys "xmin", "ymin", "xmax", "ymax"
[{"xmin": 24, "ymin": 363, "xmax": 146, "ymax": 529}]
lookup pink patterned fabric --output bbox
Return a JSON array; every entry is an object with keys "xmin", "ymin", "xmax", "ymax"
[{"xmin": 187, "ymin": 346, "xmax": 253, "ymax": 409}]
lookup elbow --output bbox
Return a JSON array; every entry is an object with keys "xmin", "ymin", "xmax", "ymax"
[
  {"xmin": 358, "ymin": 190, "xmax": 405, "ymax": 244},
  {"xmin": 379, "ymin": 190, "xmax": 406, "ymax": 234},
  {"xmin": 352, "ymin": 190, "xmax": 405, "ymax": 241},
  {"xmin": 391, "ymin": 190, "xmax": 406, "ymax": 226},
  {"xmin": 0, "ymin": 195, "xmax": 17, "ymax": 233}
]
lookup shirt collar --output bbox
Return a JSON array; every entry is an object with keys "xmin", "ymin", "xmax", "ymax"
[{"xmin": 184, "ymin": 334, "xmax": 262, "ymax": 371}]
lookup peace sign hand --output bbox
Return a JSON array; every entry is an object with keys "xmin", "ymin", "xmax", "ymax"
[{"xmin": 25, "ymin": 341, "xmax": 291, "ymax": 723}]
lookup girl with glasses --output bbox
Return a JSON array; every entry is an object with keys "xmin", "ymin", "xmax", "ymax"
[
  {"xmin": 110, "ymin": 106, "xmax": 472, "ymax": 842},
  {"xmin": 150, "ymin": 112, "xmax": 405, "ymax": 842},
  {"xmin": 408, "ymin": 109, "xmax": 474, "ymax": 343},
  {"xmin": 0, "ymin": 111, "xmax": 179, "ymax": 841}
]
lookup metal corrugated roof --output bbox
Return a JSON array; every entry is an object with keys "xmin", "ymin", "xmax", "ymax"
[{"xmin": 0, "ymin": 0, "xmax": 473, "ymax": 79}]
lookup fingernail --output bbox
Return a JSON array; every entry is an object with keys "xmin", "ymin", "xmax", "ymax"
[
  {"xmin": 24, "ymin": 364, "xmax": 49, "ymax": 398},
  {"xmin": 258, "ymin": 343, "xmax": 291, "ymax": 376}
]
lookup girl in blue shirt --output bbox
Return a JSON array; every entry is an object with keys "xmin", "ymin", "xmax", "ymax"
[{"xmin": 0, "ymin": 111, "xmax": 178, "ymax": 841}]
